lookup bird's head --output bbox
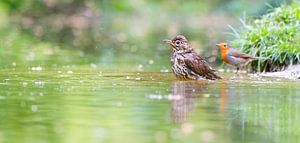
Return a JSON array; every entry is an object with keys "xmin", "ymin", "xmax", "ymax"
[
  {"xmin": 216, "ymin": 42, "xmax": 229, "ymax": 51},
  {"xmin": 164, "ymin": 35, "xmax": 192, "ymax": 52}
]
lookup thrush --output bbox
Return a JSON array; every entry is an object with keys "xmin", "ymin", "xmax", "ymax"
[
  {"xmin": 216, "ymin": 42, "xmax": 258, "ymax": 73},
  {"xmin": 164, "ymin": 35, "xmax": 221, "ymax": 80}
]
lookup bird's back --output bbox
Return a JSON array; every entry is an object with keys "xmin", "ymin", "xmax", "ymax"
[
  {"xmin": 227, "ymin": 48, "xmax": 258, "ymax": 66},
  {"xmin": 185, "ymin": 52, "xmax": 221, "ymax": 80},
  {"xmin": 171, "ymin": 51, "xmax": 221, "ymax": 80}
]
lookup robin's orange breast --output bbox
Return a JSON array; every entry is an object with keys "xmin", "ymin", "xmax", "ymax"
[{"xmin": 220, "ymin": 48, "xmax": 230, "ymax": 64}]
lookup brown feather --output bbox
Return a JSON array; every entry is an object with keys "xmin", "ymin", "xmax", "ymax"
[
  {"xmin": 166, "ymin": 35, "xmax": 222, "ymax": 80},
  {"xmin": 228, "ymin": 49, "xmax": 257, "ymax": 59},
  {"xmin": 184, "ymin": 52, "xmax": 221, "ymax": 80}
]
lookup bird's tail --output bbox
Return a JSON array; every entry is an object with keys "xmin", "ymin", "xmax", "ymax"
[
  {"xmin": 252, "ymin": 56, "xmax": 269, "ymax": 60},
  {"xmin": 246, "ymin": 56, "xmax": 268, "ymax": 66},
  {"xmin": 249, "ymin": 57, "xmax": 269, "ymax": 64},
  {"xmin": 205, "ymin": 69, "xmax": 222, "ymax": 80}
]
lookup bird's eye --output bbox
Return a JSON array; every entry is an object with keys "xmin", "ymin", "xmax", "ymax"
[
  {"xmin": 224, "ymin": 44, "xmax": 227, "ymax": 48},
  {"xmin": 175, "ymin": 40, "xmax": 181, "ymax": 45}
]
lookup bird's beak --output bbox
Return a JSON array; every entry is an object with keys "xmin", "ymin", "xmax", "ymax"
[
  {"xmin": 216, "ymin": 44, "xmax": 220, "ymax": 47},
  {"xmin": 163, "ymin": 39, "xmax": 172, "ymax": 44}
]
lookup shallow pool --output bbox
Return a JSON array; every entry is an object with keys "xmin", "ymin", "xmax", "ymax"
[{"xmin": 0, "ymin": 68, "xmax": 299, "ymax": 143}]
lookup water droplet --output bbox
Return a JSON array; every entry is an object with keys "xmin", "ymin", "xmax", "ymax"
[
  {"xmin": 160, "ymin": 69, "xmax": 169, "ymax": 72},
  {"xmin": 137, "ymin": 64, "xmax": 143, "ymax": 71},
  {"xmin": 217, "ymin": 68, "xmax": 224, "ymax": 72},
  {"xmin": 31, "ymin": 105, "xmax": 38, "ymax": 112},
  {"xmin": 148, "ymin": 60, "xmax": 154, "ymax": 64},
  {"xmin": 90, "ymin": 63, "xmax": 97, "ymax": 68},
  {"xmin": 147, "ymin": 94, "xmax": 163, "ymax": 100},
  {"xmin": 31, "ymin": 66, "xmax": 43, "ymax": 71},
  {"xmin": 34, "ymin": 81, "xmax": 45, "ymax": 85},
  {"xmin": 12, "ymin": 62, "xmax": 17, "ymax": 67},
  {"xmin": 166, "ymin": 94, "xmax": 182, "ymax": 100},
  {"xmin": 203, "ymin": 94, "xmax": 210, "ymax": 98},
  {"xmin": 67, "ymin": 71, "xmax": 73, "ymax": 74},
  {"xmin": 23, "ymin": 82, "xmax": 28, "ymax": 87}
]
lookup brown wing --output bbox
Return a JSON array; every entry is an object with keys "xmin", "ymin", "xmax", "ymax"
[
  {"xmin": 184, "ymin": 52, "xmax": 221, "ymax": 80},
  {"xmin": 229, "ymin": 49, "xmax": 257, "ymax": 59}
]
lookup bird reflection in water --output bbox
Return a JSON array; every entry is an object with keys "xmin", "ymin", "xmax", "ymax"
[
  {"xmin": 170, "ymin": 80, "xmax": 229, "ymax": 123},
  {"xmin": 171, "ymin": 80, "xmax": 207, "ymax": 123},
  {"xmin": 219, "ymin": 83, "xmax": 228, "ymax": 110}
]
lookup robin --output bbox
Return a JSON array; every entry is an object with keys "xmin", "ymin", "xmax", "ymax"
[
  {"xmin": 164, "ymin": 35, "xmax": 221, "ymax": 80},
  {"xmin": 216, "ymin": 42, "xmax": 258, "ymax": 73}
]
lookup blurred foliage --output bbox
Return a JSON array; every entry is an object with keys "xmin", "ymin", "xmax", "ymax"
[
  {"xmin": 0, "ymin": 0, "xmax": 293, "ymax": 69},
  {"xmin": 2, "ymin": 0, "xmax": 101, "ymax": 51},
  {"xmin": 0, "ymin": 27, "xmax": 96, "ymax": 69},
  {"xmin": 231, "ymin": 1, "xmax": 300, "ymax": 72}
]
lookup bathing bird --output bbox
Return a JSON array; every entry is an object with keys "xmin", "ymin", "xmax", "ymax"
[{"xmin": 164, "ymin": 35, "xmax": 221, "ymax": 80}]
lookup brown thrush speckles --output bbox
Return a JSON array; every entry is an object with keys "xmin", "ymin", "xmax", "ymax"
[{"xmin": 164, "ymin": 35, "xmax": 221, "ymax": 80}]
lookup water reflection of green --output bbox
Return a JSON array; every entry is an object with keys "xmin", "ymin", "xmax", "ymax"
[
  {"xmin": 224, "ymin": 81, "xmax": 300, "ymax": 143},
  {"xmin": 0, "ymin": 71, "xmax": 299, "ymax": 143}
]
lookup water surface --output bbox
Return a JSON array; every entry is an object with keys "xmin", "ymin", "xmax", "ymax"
[{"xmin": 0, "ymin": 68, "xmax": 299, "ymax": 143}]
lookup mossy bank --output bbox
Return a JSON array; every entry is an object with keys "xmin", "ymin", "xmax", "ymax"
[{"xmin": 231, "ymin": 2, "xmax": 300, "ymax": 72}]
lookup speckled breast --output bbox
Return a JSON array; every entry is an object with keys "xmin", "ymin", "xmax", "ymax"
[{"xmin": 171, "ymin": 52, "xmax": 198, "ymax": 80}]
